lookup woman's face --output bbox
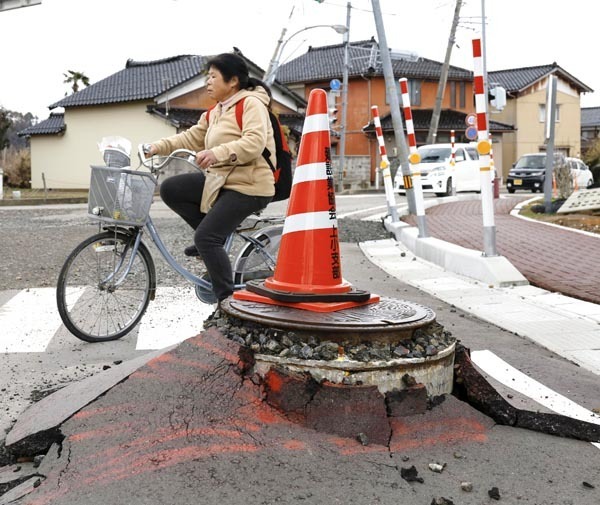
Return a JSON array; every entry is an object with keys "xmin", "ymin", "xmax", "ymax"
[{"xmin": 206, "ymin": 66, "xmax": 239, "ymax": 102}]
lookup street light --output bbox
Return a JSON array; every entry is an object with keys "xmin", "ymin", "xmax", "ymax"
[
  {"xmin": 0, "ymin": 0, "xmax": 41, "ymax": 11},
  {"xmin": 263, "ymin": 24, "xmax": 348, "ymax": 86}
]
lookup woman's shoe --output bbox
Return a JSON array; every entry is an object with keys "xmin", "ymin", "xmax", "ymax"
[{"xmin": 184, "ymin": 244, "xmax": 200, "ymax": 257}]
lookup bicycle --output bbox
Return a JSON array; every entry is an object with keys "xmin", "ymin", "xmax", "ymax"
[{"xmin": 56, "ymin": 142, "xmax": 284, "ymax": 343}]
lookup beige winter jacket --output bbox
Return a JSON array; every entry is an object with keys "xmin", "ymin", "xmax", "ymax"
[{"xmin": 154, "ymin": 86, "xmax": 276, "ymax": 197}]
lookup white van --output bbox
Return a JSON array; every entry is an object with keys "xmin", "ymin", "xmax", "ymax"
[{"xmin": 393, "ymin": 143, "xmax": 481, "ymax": 197}]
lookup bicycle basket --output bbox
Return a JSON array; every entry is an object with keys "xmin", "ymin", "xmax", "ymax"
[{"xmin": 88, "ymin": 165, "xmax": 157, "ymax": 226}]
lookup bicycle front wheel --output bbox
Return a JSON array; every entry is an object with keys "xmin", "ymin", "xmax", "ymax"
[
  {"xmin": 233, "ymin": 225, "xmax": 282, "ymax": 285},
  {"xmin": 56, "ymin": 230, "xmax": 156, "ymax": 342}
]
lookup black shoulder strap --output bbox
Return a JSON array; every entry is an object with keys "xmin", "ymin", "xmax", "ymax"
[{"xmin": 262, "ymin": 111, "xmax": 280, "ymax": 173}]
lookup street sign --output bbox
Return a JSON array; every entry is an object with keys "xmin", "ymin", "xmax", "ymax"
[
  {"xmin": 465, "ymin": 126, "xmax": 478, "ymax": 140},
  {"xmin": 330, "ymin": 79, "xmax": 342, "ymax": 91},
  {"xmin": 465, "ymin": 113, "xmax": 477, "ymax": 127}
]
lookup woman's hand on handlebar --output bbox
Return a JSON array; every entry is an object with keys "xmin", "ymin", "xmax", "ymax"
[
  {"xmin": 195, "ymin": 150, "xmax": 217, "ymax": 169},
  {"xmin": 143, "ymin": 143, "xmax": 158, "ymax": 158}
]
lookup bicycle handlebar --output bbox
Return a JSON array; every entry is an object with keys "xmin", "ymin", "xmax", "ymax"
[{"xmin": 137, "ymin": 144, "xmax": 199, "ymax": 173}]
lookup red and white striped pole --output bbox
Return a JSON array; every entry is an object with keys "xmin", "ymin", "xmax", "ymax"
[
  {"xmin": 450, "ymin": 129, "xmax": 457, "ymax": 196},
  {"xmin": 371, "ymin": 105, "xmax": 399, "ymax": 222},
  {"xmin": 472, "ymin": 38, "xmax": 497, "ymax": 256},
  {"xmin": 399, "ymin": 78, "xmax": 427, "ymax": 237}
]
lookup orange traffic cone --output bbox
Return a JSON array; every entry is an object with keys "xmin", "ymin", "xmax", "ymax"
[{"xmin": 234, "ymin": 88, "xmax": 379, "ymax": 312}]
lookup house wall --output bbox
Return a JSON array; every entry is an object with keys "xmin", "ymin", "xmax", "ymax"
[
  {"xmin": 512, "ymin": 77, "xmax": 581, "ymax": 162},
  {"xmin": 30, "ymin": 103, "xmax": 175, "ymax": 189}
]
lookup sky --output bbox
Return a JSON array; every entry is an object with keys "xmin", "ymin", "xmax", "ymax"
[{"xmin": 1, "ymin": 0, "xmax": 598, "ymax": 120}]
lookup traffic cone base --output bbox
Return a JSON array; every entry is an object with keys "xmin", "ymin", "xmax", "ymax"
[
  {"xmin": 244, "ymin": 279, "xmax": 369, "ymax": 303},
  {"xmin": 233, "ymin": 288, "xmax": 380, "ymax": 313}
]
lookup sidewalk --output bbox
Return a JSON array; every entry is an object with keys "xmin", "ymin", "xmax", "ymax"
[
  {"xmin": 360, "ymin": 194, "xmax": 600, "ymax": 376},
  {"xmin": 399, "ymin": 195, "xmax": 600, "ymax": 305}
]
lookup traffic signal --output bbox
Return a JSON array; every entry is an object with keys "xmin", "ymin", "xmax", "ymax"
[
  {"xmin": 328, "ymin": 90, "xmax": 340, "ymax": 127},
  {"xmin": 489, "ymin": 85, "xmax": 506, "ymax": 111},
  {"xmin": 329, "ymin": 107, "xmax": 338, "ymax": 125}
]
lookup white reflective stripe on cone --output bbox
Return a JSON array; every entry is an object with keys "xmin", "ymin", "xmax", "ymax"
[
  {"xmin": 301, "ymin": 114, "xmax": 329, "ymax": 134},
  {"xmin": 282, "ymin": 211, "xmax": 338, "ymax": 236},
  {"xmin": 292, "ymin": 162, "xmax": 330, "ymax": 185}
]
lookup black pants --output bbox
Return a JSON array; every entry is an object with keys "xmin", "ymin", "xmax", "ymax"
[{"xmin": 159, "ymin": 172, "xmax": 272, "ymax": 301}]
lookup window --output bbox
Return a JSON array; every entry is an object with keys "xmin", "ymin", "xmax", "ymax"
[
  {"xmin": 454, "ymin": 148, "xmax": 466, "ymax": 162},
  {"xmin": 449, "ymin": 82, "xmax": 466, "ymax": 108},
  {"xmin": 539, "ymin": 104, "xmax": 561, "ymax": 122},
  {"xmin": 409, "ymin": 80, "xmax": 422, "ymax": 106},
  {"xmin": 390, "ymin": 79, "xmax": 421, "ymax": 107},
  {"xmin": 459, "ymin": 82, "xmax": 466, "ymax": 108},
  {"xmin": 465, "ymin": 147, "xmax": 479, "ymax": 160}
]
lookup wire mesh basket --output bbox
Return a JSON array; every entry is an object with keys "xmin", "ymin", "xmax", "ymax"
[{"xmin": 88, "ymin": 165, "xmax": 157, "ymax": 226}]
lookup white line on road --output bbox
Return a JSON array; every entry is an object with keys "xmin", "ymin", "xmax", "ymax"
[
  {"xmin": 0, "ymin": 288, "xmax": 66, "ymax": 353},
  {"xmin": 471, "ymin": 350, "xmax": 600, "ymax": 450},
  {"xmin": 337, "ymin": 205, "xmax": 389, "ymax": 219},
  {"xmin": 135, "ymin": 286, "xmax": 215, "ymax": 350}
]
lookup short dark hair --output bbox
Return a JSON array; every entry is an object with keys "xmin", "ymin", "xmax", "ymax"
[{"xmin": 206, "ymin": 53, "xmax": 270, "ymax": 94}]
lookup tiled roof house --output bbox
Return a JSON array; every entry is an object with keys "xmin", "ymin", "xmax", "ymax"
[
  {"xmin": 20, "ymin": 52, "xmax": 306, "ymax": 190},
  {"xmin": 277, "ymin": 39, "xmax": 591, "ymax": 183},
  {"xmin": 486, "ymin": 63, "xmax": 592, "ymax": 166},
  {"xmin": 277, "ymin": 38, "xmax": 514, "ymax": 184}
]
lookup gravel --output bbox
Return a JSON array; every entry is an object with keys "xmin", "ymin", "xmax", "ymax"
[
  {"xmin": 204, "ymin": 309, "xmax": 456, "ymax": 362},
  {"xmin": 0, "ymin": 207, "xmax": 391, "ymax": 291}
]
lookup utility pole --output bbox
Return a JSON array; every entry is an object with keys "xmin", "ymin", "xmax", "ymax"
[
  {"xmin": 371, "ymin": 0, "xmax": 415, "ymax": 216},
  {"xmin": 543, "ymin": 75, "xmax": 557, "ymax": 214},
  {"xmin": 337, "ymin": 1, "xmax": 351, "ymax": 191},
  {"xmin": 426, "ymin": 0, "xmax": 462, "ymax": 145},
  {"xmin": 263, "ymin": 6, "xmax": 295, "ymax": 85}
]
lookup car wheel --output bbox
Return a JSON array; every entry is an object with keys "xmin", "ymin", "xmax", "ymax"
[
  {"xmin": 587, "ymin": 179, "xmax": 593, "ymax": 189},
  {"xmin": 508, "ymin": 187, "xmax": 515, "ymax": 194},
  {"xmin": 444, "ymin": 177, "xmax": 453, "ymax": 197}
]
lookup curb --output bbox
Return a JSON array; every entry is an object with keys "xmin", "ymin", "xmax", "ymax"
[{"xmin": 0, "ymin": 197, "xmax": 87, "ymax": 207}]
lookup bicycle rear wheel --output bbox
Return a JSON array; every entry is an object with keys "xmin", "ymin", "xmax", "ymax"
[
  {"xmin": 233, "ymin": 225, "xmax": 282, "ymax": 285},
  {"xmin": 56, "ymin": 230, "xmax": 156, "ymax": 342}
]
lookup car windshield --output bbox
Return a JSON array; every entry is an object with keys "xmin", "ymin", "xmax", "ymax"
[
  {"xmin": 515, "ymin": 155, "xmax": 546, "ymax": 169},
  {"xmin": 418, "ymin": 147, "xmax": 451, "ymax": 163}
]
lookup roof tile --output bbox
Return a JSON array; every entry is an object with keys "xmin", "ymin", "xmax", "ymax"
[
  {"xmin": 18, "ymin": 113, "xmax": 65, "ymax": 136},
  {"xmin": 277, "ymin": 39, "xmax": 471, "ymax": 83},
  {"xmin": 50, "ymin": 55, "xmax": 208, "ymax": 109}
]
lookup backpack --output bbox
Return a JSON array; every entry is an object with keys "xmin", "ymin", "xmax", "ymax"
[{"xmin": 205, "ymin": 98, "xmax": 293, "ymax": 202}]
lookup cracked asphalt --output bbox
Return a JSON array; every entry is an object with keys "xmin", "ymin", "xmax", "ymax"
[{"xmin": 3, "ymin": 243, "xmax": 599, "ymax": 505}]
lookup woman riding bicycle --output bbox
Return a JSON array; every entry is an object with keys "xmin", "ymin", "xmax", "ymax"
[{"xmin": 145, "ymin": 52, "xmax": 276, "ymax": 303}]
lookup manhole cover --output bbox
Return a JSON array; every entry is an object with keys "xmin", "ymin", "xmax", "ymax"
[{"xmin": 221, "ymin": 296, "xmax": 436, "ymax": 343}]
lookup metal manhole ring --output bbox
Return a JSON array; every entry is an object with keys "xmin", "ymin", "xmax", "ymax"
[{"xmin": 222, "ymin": 296, "xmax": 435, "ymax": 333}]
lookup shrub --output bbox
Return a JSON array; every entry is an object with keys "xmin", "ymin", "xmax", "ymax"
[{"xmin": 2, "ymin": 147, "xmax": 31, "ymax": 188}]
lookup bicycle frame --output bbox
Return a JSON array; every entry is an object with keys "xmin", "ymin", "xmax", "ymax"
[
  {"xmin": 104, "ymin": 214, "xmax": 279, "ymax": 293},
  {"xmin": 145, "ymin": 216, "xmax": 240, "ymax": 290}
]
